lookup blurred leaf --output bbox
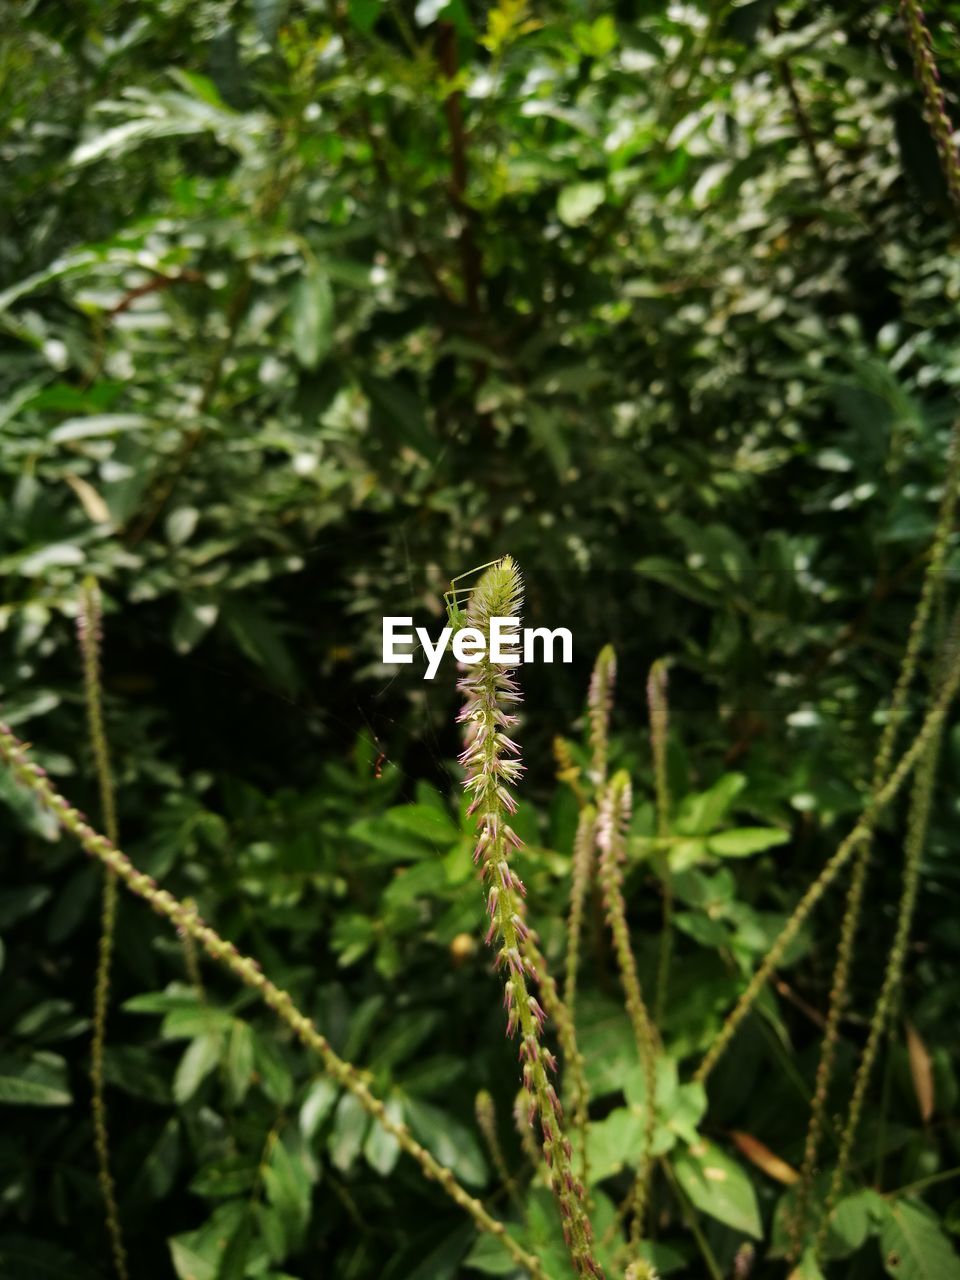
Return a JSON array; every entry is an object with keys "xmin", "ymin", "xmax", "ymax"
[
  {"xmin": 557, "ymin": 182, "xmax": 605, "ymax": 227},
  {"xmin": 729, "ymin": 1131, "xmax": 799, "ymax": 1185},
  {"xmin": 879, "ymin": 1199, "xmax": 960, "ymax": 1280},
  {"xmin": 906, "ymin": 1021, "xmax": 935, "ymax": 1123},
  {"xmin": 330, "ymin": 1091, "xmax": 370, "ymax": 1172},
  {"xmin": 291, "ymin": 265, "xmax": 335, "ymax": 370},
  {"xmin": 363, "ymin": 1097, "xmax": 403, "ymax": 1175},
  {"xmin": 404, "ymin": 1097, "xmax": 487, "ymax": 1188},
  {"xmin": 173, "ymin": 1033, "xmax": 222, "ymax": 1103},
  {"xmin": 0, "ymin": 1053, "xmax": 71, "ymax": 1106},
  {"xmin": 708, "ymin": 827, "xmax": 790, "ymax": 858},
  {"xmin": 673, "ymin": 1140, "xmax": 762, "ymax": 1239}
]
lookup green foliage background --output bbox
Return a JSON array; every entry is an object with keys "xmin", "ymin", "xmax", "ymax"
[{"xmin": 3, "ymin": 0, "xmax": 960, "ymax": 1276}]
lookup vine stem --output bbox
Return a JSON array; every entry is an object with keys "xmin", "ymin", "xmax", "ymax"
[
  {"xmin": 524, "ymin": 937, "xmax": 592, "ymax": 1200},
  {"xmin": 77, "ymin": 578, "xmax": 128, "ymax": 1280},
  {"xmin": 0, "ymin": 723, "xmax": 546, "ymax": 1280},
  {"xmin": 816, "ymin": 616, "xmax": 957, "ymax": 1254},
  {"xmin": 694, "ymin": 637, "xmax": 960, "ymax": 1086},
  {"xmin": 648, "ymin": 659, "xmax": 673, "ymax": 1026},
  {"xmin": 597, "ymin": 771, "xmax": 658, "ymax": 1248},
  {"xmin": 791, "ymin": 422, "xmax": 960, "ymax": 1254}
]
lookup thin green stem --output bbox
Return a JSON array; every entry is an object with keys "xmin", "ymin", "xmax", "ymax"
[
  {"xmin": 525, "ymin": 937, "xmax": 592, "ymax": 1198},
  {"xmin": 587, "ymin": 645, "xmax": 616, "ymax": 791},
  {"xmin": 900, "ymin": 0, "xmax": 960, "ymax": 213},
  {"xmin": 565, "ymin": 804, "xmax": 597, "ymax": 1021},
  {"xmin": 459, "ymin": 557, "xmax": 602, "ymax": 1278},
  {"xmin": 792, "ymin": 422, "xmax": 960, "ymax": 1253},
  {"xmin": 0, "ymin": 724, "xmax": 546, "ymax": 1280},
  {"xmin": 694, "ymin": 642, "xmax": 960, "ymax": 1086},
  {"xmin": 648, "ymin": 660, "xmax": 673, "ymax": 1027},
  {"xmin": 475, "ymin": 1091, "xmax": 525, "ymax": 1214},
  {"xmin": 597, "ymin": 772, "xmax": 657, "ymax": 1248},
  {"xmin": 78, "ymin": 577, "xmax": 128, "ymax": 1280},
  {"xmin": 817, "ymin": 619, "xmax": 957, "ymax": 1255}
]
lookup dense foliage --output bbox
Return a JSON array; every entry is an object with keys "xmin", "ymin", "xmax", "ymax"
[{"xmin": 3, "ymin": 1, "xmax": 960, "ymax": 1277}]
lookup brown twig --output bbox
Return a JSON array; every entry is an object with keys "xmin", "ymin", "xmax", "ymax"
[{"xmin": 436, "ymin": 20, "xmax": 483, "ymax": 312}]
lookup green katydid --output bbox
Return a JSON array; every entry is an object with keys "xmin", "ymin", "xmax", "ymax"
[{"xmin": 443, "ymin": 558, "xmax": 505, "ymax": 632}]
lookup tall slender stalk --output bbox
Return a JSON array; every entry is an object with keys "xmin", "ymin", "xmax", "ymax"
[
  {"xmin": 597, "ymin": 771, "xmax": 658, "ymax": 1246},
  {"xmin": 648, "ymin": 659, "xmax": 673, "ymax": 1026},
  {"xmin": 565, "ymin": 803, "xmax": 598, "ymax": 1020},
  {"xmin": 587, "ymin": 645, "xmax": 616, "ymax": 790},
  {"xmin": 77, "ymin": 577, "xmax": 128, "ymax": 1280},
  {"xmin": 900, "ymin": 0, "xmax": 960, "ymax": 213},
  {"xmin": 792, "ymin": 423, "xmax": 960, "ymax": 1254},
  {"xmin": 475, "ymin": 1090, "xmax": 524, "ymax": 1213},
  {"xmin": 0, "ymin": 723, "xmax": 545, "ymax": 1280},
  {"xmin": 457, "ymin": 556, "xmax": 603, "ymax": 1278},
  {"xmin": 816, "ymin": 614, "xmax": 958, "ymax": 1254},
  {"xmin": 524, "ymin": 936, "xmax": 592, "ymax": 1195},
  {"xmin": 694, "ymin": 644, "xmax": 960, "ymax": 1085}
]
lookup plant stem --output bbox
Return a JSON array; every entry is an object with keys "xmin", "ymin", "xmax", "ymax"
[
  {"xmin": 817, "ymin": 620, "xmax": 956, "ymax": 1255},
  {"xmin": 458, "ymin": 557, "xmax": 603, "ymax": 1278},
  {"xmin": 77, "ymin": 577, "xmax": 128, "ymax": 1280},
  {"xmin": 648, "ymin": 660, "xmax": 673, "ymax": 1026},
  {"xmin": 791, "ymin": 421, "xmax": 960, "ymax": 1253},
  {"xmin": 597, "ymin": 772, "xmax": 658, "ymax": 1247},
  {"xmin": 0, "ymin": 724, "xmax": 547, "ymax": 1280},
  {"xmin": 694, "ymin": 639, "xmax": 960, "ymax": 1085},
  {"xmin": 565, "ymin": 803, "xmax": 598, "ymax": 1022}
]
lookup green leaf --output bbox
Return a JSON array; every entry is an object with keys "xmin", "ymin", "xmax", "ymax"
[
  {"xmin": 16, "ymin": 543, "xmax": 85, "ymax": 577},
  {"xmin": 673, "ymin": 1140, "xmax": 762, "ymax": 1239},
  {"xmin": 0, "ymin": 1052, "xmax": 71, "ymax": 1106},
  {"xmin": 300, "ymin": 1078, "xmax": 339, "ymax": 1140},
  {"xmin": 225, "ymin": 1020, "xmax": 255, "ymax": 1106},
  {"xmin": 464, "ymin": 1225, "xmax": 528, "ymax": 1274},
  {"xmin": 823, "ymin": 1190, "xmax": 879, "ymax": 1260},
  {"xmin": 587, "ymin": 1107, "xmax": 647, "ymax": 1180},
  {"xmin": 253, "ymin": 1029, "xmax": 294, "ymax": 1105},
  {"xmin": 331, "ymin": 913, "xmax": 376, "ymax": 967},
  {"xmin": 223, "ymin": 599, "xmax": 300, "ymax": 695},
  {"xmin": 190, "ymin": 1155, "xmax": 259, "ymax": 1199},
  {"xmin": 291, "ymin": 264, "xmax": 335, "ymax": 369},
  {"xmin": 165, "ymin": 505, "xmax": 199, "ymax": 546},
  {"xmin": 404, "ymin": 1226, "xmax": 473, "ymax": 1280},
  {"xmin": 708, "ymin": 827, "xmax": 790, "ymax": 858},
  {"xmin": 0, "ymin": 773, "xmax": 60, "ymax": 840},
  {"xmin": 263, "ymin": 1133, "xmax": 312, "ymax": 1252},
  {"xmin": 0, "ymin": 885, "xmax": 52, "ymax": 928},
  {"xmin": 675, "ymin": 774, "xmax": 747, "ymax": 836},
  {"xmin": 636, "ymin": 556, "xmax": 722, "ymax": 606},
  {"xmin": 173, "ymin": 1032, "xmax": 222, "ymax": 1103},
  {"xmin": 171, "ymin": 598, "xmax": 219, "ymax": 655},
  {"xmin": 103, "ymin": 1045, "xmax": 172, "ymax": 1103},
  {"xmin": 557, "ymin": 182, "xmax": 606, "ymax": 226},
  {"xmin": 404, "ymin": 1097, "xmax": 488, "ymax": 1187},
  {"xmin": 330, "ymin": 1091, "xmax": 370, "ymax": 1172},
  {"xmin": 879, "ymin": 1199, "xmax": 960, "ymax": 1280},
  {"xmin": 348, "ymin": 0, "xmax": 382, "ymax": 32},
  {"xmin": 127, "ymin": 1118, "xmax": 180, "ymax": 1202},
  {"xmin": 790, "ymin": 1251, "xmax": 827, "ymax": 1279},
  {"xmin": 363, "ymin": 1097, "xmax": 403, "ymax": 1175},
  {"xmin": 385, "ymin": 803, "xmax": 460, "ymax": 847},
  {"xmin": 49, "ymin": 413, "xmax": 155, "ymax": 443}
]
